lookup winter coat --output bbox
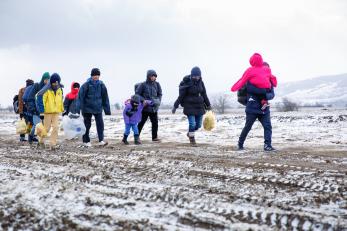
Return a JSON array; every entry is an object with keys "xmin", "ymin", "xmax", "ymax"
[
  {"xmin": 64, "ymin": 82, "xmax": 80, "ymax": 114},
  {"xmin": 245, "ymin": 83, "xmax": 275, "ymax": 115},
  {"xmin": 36, "ymin": 86, "xmax": 64, "ymax": 114},
  {"xmin": 135, "ymin": 75, "xmax": 162, "ymax": 113},
  {"xmin": 25, "ymin": 77, "xmax": 48, "ymax": 115},
  {"xmin": 78, "ymin": 78, "xmax": 111, "ymax": 115},
  {"xmin": 174, "ymin": 75, "xmax": 211, "ymax": 116},
  {"xmin": 123, "ymin": 100, "xmax": 145, "ymax": 124},
  {"xmin": 231, "ymin": 53, "xmax": 277, "ymax": 92},
  {"xmin": 18, "ymin": 87, "xmax": 26, "ymax": 114}
]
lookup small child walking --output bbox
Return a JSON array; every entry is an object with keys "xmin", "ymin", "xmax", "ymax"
[{"xmin": 122, "ymin": 95, "xmax": 150, "ymax": 145}]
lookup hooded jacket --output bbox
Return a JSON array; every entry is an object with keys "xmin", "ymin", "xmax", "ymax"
[
  {"xmin": 64, "ymin": 82, "xmax": 80, "ymax": 114},
  {"xmin": 231, "ymin": 53, "xmax": 276, "ymax": 92},
  {"xmin": 36, "ymin": 84, "xmax": 64, "ymax": 114},
  {"xmin": 78, "ymin": 78, "xmax": 111, "ymax": 115},
  {"xmin": 135, "ymin": 70, "xmax": 162, "ymax": 113},
  {"xmin": 123, "ymin": 100, "xmax": 145, "ymax": 124},
  {"xmin": 24, "ymin": 74, "xmax": 50, "ymax": 114},
  {"xmin": 173, "ymin": 75, "xmax": 211, "ymax": 116}
]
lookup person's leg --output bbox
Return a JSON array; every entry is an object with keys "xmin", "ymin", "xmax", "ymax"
[
  {"xmin": 187, "ymin": 115, "xmax": 197, "ymax": 145},
  {"xmin": 149, "ymin": 112, "xmax": 159, "ymax": 140},
  {"xmin": 29, "ymin": 115, "xmax": 40, "ymax": 143},
  {"xmin": 42, "ymin": 113, "xmax": 53, "ymax": 145},
  {"xmin": 133, "ymin": 124, "xmax": 141, "ymax": 144},
  {"xmin": 122, "ymin": 123, "xmax": 131, "ymax": 144},
  {"xmin": 94, "ymin": 113, "xmax": 104, "ymax": 142},
  {"xmin": 238, "ymin": 113, "xmax": 258, "ymax": 148},
  {"xmin": 82, "ymin": 113, "xmax": 92, "ymax": 143},
  {"xmin": 259, "ymin": 112, "xmax": 273, "ymax": 149},
  {"xmin": 50, "ymin": 113, "xmax": 59, "ymax": 147},
  {"xmin": 194, "ymin": 115, "xmax": 203, "ymax": 131},
  {"xmin": 138, "ymin": 111, "xmax": 149, "ymax": 135}
]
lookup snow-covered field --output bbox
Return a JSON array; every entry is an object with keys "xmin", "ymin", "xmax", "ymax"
[{"xmin": 0, "ymin": 108, "xmax": 346, "ymax": 230}]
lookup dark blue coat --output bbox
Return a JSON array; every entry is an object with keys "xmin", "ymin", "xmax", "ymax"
[
  {"xmin": 78, "ymin": 78, "xmax": 111, "ymax": 115},
  {"xmin": 174, "ymin": 75, "xmax": 211, "ymax": 116},
  {"xmin": 24, "ymin": 79, "xmax": 47, "ymax": 115},
  {"xmin": 245, "ymin": 83, "xmax": 275, "ymax": 115}
]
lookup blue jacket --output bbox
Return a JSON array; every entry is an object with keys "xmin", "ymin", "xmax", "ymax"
[
  {"xmin": 24, "ymin": 79, "xmax": 47, "ymax": 115},
  {"xmin": 245, "ymin": 83, "xmax": 275, "ymax": 115},
  {"xmin": 78, "ymin": 78, "xmax": 111, "ymax": 115}
]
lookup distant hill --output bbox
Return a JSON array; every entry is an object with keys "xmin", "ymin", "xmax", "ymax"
[{"xmin": 275, "ymin": 73, "xmax": 347, "ymax": 106}]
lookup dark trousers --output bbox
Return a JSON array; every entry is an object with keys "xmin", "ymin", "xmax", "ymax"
[
  {"xmin": 138, "ymin": 111, "xmax": 158, "ymax": 139},
  {"xmin": 239, "ymin": 112, "xmax": 272, "ymax": 146},
  {"xmin": 82, "ymin": 113, "xmax": 104, "ymax": 143}
]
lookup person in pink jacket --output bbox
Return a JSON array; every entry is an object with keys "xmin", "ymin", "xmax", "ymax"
[{"xmin": 231, "ymin": 53, "xmax": 277, "ymax": 109}]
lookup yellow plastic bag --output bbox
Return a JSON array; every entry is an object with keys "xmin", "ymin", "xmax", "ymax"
[
  {"xmin": 35, "ymin": 122, "xmax": 47, "ymax": 138},
  {"xmin": 203, "ymin": 111, "xmax": 216, "ymax": 131},
  {"xmin": 16, "ymin": 119, "xmax": 27, "ymax": 134}
]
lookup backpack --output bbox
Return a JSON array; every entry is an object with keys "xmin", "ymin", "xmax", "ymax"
[
  {"xmin": 22, "ymin": 85, "xmax": 34, "ymax": 103},
  {"xmin": 13, "ymin": 94, "xmax": 19, "ymax": 114},
  {"xmin": 134, "ymin": 82, "xmax": 142, "ymax": 93},
  {"xmin": 237, "ymin": 85, "xmax": 247, "ymax": 106}
]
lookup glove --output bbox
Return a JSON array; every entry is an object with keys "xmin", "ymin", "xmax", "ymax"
[
  {"xmin": 125, "ymin": 110, "xmax": 135, "ymax": 117},
  {"xmin": 39, "ymin": 114, "xmax": 44, "ymax": 121},
  {"xmin": 171, "ymin": 107, "xmax": 177, "ymax": 114},
  {"xmin": 206, "ymin": 105, "xmax": 212, "ymax": 111},
  {"xmin": 19, "ymin": 113, "xmax": 24, "ymax": 119},
  {"xmin": 62, "ymin": 111, "xmax": 68, "ymax": 116}
]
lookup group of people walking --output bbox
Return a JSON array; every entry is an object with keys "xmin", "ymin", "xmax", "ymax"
[{"xmin": 15, "ymin": 52, "xmax": 277, "ymax": 151}]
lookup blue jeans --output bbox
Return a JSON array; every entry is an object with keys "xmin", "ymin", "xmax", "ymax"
[
  {"xmin": 124, "ymin": 123, "xmax": 139, "ymax": 136},
  {"xmin": 30, "ymin": 115, "xmax": 41, "ymax": 137},
  {"xmin": 187, "ymin": 115, "xmax": 203, "ymax": 132},
  {"xmin": 239, "ymin": 112, "xmax": 272, "ymax": 146}
]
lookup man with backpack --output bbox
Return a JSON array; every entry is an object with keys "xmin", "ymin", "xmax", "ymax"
[
  {"xmin": 23, "ymin": 72, "xmax": 50, "ymax": 144},
  {"xmin": 135, "ymin": 69, "xmax": 162, "ymax": 142},
  {"xmin": 17, "ymin": 79, "xmax": 34, "ymax": 142},
  {"xmin": 78, "ymin": 68, "xmax": 111, "ymax": 147}
]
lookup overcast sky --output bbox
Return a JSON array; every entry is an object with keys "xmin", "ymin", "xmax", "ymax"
[{"xmin": 1, "ymin": 0, "xmax": 346, "ymax": 106}]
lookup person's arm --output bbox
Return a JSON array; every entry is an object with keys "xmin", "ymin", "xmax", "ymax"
[
  {"xmin": 246, "ymin": 83, "xmax": 267, "ymax": 95},
  {"xmin": 135, "ymin": 83, "xmax": 145, "ymax": 101},
  {"xmin": 201, "ymin": 81, "xmax": 211, "ymax": 109},
  {"xmin": 157, "ymin": 82, "xmax": 162, "ymax": 102},
  {"xmin": 173, "ymin": 83, "xmax": 187, "ymax": 109},
  {"xmin": 231, "ymin": 68, "xmax": 251, "ymax": 92},
  {"xmin": 102, "ymin": 84, "xmax": 111, "ymax": 115},
  {"xmin": 18, "ymin": 89, "xmax": 24, "ymax": 115},
  {"xmin": 266, "ymin": 87, "xmax": 275, "ymax": 100},
  {"xmin": 63, "ymin": 97, "xmax": 71, "ymax": 115}
]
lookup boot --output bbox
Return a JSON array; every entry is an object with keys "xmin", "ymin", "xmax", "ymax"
[
  {"xmin": 187, "ymin": 132, "xmax": 197, "ymax": 146},
  {"xmin": 134, "ymin": 135, "xmax": 141, "ymax": 145},
  {"xmin": 122, "ymin": 134, "xmax": 129, "ymax": 145}
]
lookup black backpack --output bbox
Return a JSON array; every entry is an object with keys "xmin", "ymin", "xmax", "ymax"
[
  {"xmin": 13, "ymin": 94, "xmax": 19, "ymax": 114},
  {"xmin": 237, "ymin": 85, "xmax": 247, "ymax": 106}
]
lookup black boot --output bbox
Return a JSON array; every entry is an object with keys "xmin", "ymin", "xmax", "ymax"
[
  {"xmin": 134, "ymin": 135, "xmax": 141, "ymax": 145},
  {"xmin": 187, "ymin": 132, "xmax": 197, "ymax": 146},
  {"xmin": 122, "ymin": 134, "xmax": 129, "ymax": 145}
]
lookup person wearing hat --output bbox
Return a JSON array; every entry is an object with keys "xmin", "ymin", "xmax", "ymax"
[
  {"xmin": 36, "ymin": 73, "xmax": 64, "ymax": 150},
  {"xmin": 17, "ymin": 79, "xmax": 34, "ymax": 142},
  {"xmin": 78, "ymin": 68, "xmax": 111, "ymax": 147},
  {"xmin": 172, "ymin": 66, "xmax": 212, "ymax": 146},
  {"xmin": 135, "ymin": 69, "xmax": 162, "ymax": 142},
  {"xmin": 122, "ymin": 95, "xmax": 152, "ymax": 145},
  {"xmin": 23, "ymin": 72, "xmax": 50, "ymax": 143}
]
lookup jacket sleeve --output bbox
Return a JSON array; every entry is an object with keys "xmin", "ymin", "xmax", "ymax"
[
  {"xmin": 36, "ymin": 91, "xmax": 45, "ymax": 114},
  {"xmin": 266, "ymin": 87, "xmax": 275, "ymax": 100},
  {"xmin": 231, "ymin": 68, "xmax": 251, "ymax": 92},
  {"xmin": 101, "ymin": 84, "xmax": 111, "ymax": 115},
  {"xmin": 64, "ymin": 98, "xmax": 71, "ymax": 114},
  {"xmin": 78, "ymin": 84, "xmax": 86, "ymax": 112},
  {"xmin": 135, "ymin": 83, "xmax": 145, "ymax": 101},
  {"xmin": 157, "ymin": 82, "xmax": 162, "ymax": 102},
  {"xmin": 18, "ymin": 88, "xmax": 24, "ymax": 114},
  {"xmin": 201, "ymin": 81, "xmax": 211, "ymax": 107},
  {"xmin": 173, "ymin": 83, "xmax": 186, "ymax": 109}
]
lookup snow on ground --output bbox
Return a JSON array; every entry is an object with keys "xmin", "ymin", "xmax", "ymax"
[{"xmin": 0, "ymin": 108, "xmax": 346, "ymax": 230}]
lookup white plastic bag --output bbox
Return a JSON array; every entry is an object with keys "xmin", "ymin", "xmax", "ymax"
[{"xmin": 62, "ymin": 114, "xmax": 86, "ymax": 140}]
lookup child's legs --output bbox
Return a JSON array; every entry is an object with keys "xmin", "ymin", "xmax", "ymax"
[
  {"xmin": 50, "ymin": 113, "xmax": 59, "ymax": 146},
  {"xmin": 124, "ymin": 123, "xmax": 131, "ymax": 136},
  {"xmin": 131, "ymin": 124, "xmax": 139, "ymax": 135},
  {"xmin": 41, "ymin": 114, "xmax": 52, "ymax": 144}
]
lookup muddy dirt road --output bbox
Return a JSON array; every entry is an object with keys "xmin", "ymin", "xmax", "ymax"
[{"xmin": 0, "ymin": 134, "xmax": 346, "ymax": 230}]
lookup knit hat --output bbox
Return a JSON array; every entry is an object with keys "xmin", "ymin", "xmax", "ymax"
[
  {"xmin": 191, "ymin": 66, "xmax": 201, "ymax": 77},
  {"xmin": 91, "ymin": 68, "xmax": 101, "ymax": 76},
  {"xmin": 26, "ymin": 79, "xmax": 34, "ymax": 86},
  {"xmin": 131, "ymin": 94, "xmax": 141, "ymax": 104},
  {"xmin": 41, "ymin": 72, "xmax": 50, "ymax": 81},
  {"xmin": 50, "ymin": 73, "xmax": 61, "ymax": 84}
]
